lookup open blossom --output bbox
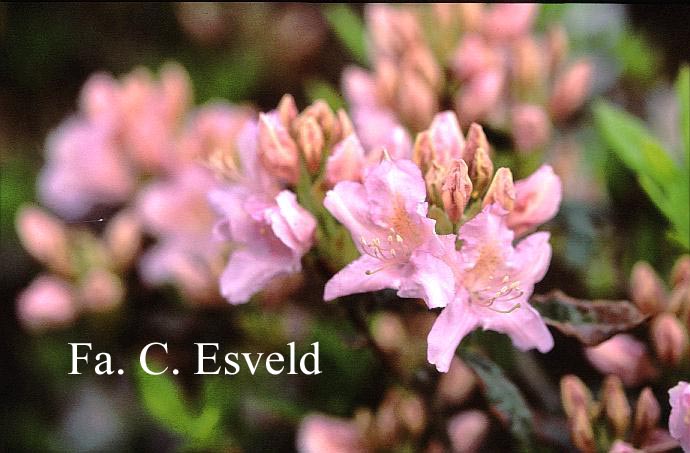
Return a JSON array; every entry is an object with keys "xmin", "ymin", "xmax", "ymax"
[
  {"xmin": 507, "ymin": 164, "xmax": 562, "ymax": 236},
  {"xmin": 210, "ymin": 121, "xmax": 316, "ymax": 304},
  {"xmin": 669, "ymin": 381, "xmax": 690, "ymax": 452},
  {"xmin": 323, "ymin": 158, "xmax": 454, "ymax": 309},
  {"xmin": 427, "ymin": 204, "xmax": 554, "ymax": 372}
]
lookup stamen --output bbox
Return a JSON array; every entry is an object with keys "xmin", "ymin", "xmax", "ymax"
[{"xmin": 486, "ymin": 302, "xmax": 521, "ymax": 314}]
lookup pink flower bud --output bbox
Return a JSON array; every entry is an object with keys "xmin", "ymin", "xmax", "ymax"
[
  {"xmin": 651, "ymin": 313, "xmax": 688, "ymax": 367},
  {"xmin": 336, "ymin": 108, "xmax": 354, "ymax": 140},
  {"xmin": 278, "ymin": 93, "xmax": 299, "ymax": 126},
  {"xmin": 513, "ymin": 36, "xmax": 545, "ymax": 91},
  {"xmin": 452, "ymin": 34, "xmax": 497, "ymax": 81},
  {"xmin": 630, "ymin": 261, "xmax": 666, "ymax": 315},
  {"xmin": 483, "ymin": 3, "xmax": 538, "ymax": 42},
  {"xmin": 671, "ymin": 255, "xmax": 690, "ymax": 289},
  {"xmin": 447, "ymin": 410, "xmax": 490, "ymax": 453},
  {"xmin": 483, "ymin": 167, "xmax": 516, "ymax": 211},
  {"xmin": 396, "ymin": 69, "xmax": 437, "ymax": 132},
  {"xmin": 17, "ymin": 275, "xmax": 77, "ymax": 331},
  {"xmin": 104, "ymin": 209, "xmax": 142, "ymax": 270},
  {"xmin": 342, "ymin": 66, "xmax": 378, "ymax": 108},
  {"xmin": 458, "ymin": 4, "xmax": 484, "ymax": 32},
  {"xmin": 547, "ymin": 25, "xmax": 569, "ymax": 72},
  {"xmin": 79, "ymin": 269, "xmax": 124, "ymax": 313},
  {"xmin": 297, "ymin": 116, "xmax": 325, "ymax": 174},
  {"xmin": 561, "ymin": 374, "xmax": 594, "ymax": 419},
  {"xmin": 159, "ymin": 62, "xmax": 192, "ymax": 125},
  {"xmin": 507, "ymin": 164, "xmax": 562, "ymax": 236},
  {"xmin": 296, "ymin": 414, "xmax": 364, "ymax": 453},
  {"xmin": 571, "ymin": 406, "xmax": 596, "ymax": 453},
  {"xmin": 437, "ymin": 358, "xmax": 476, "ymax": 407},
  {"xmin": 463, "ymin": 122, "xmax": 490, "ymax": 167},
  {"xmin": 456, "ymin": 69, "xmax": 504, "ymax": 125},
  {"xmin": 399, "ymin": 394, "xmax": 426, "ymax": 436},
  {"xmin": 469, "ymin": 144, "xmax": 493, "ymax": 197},
  {"xmin": 511, "ymin": 104, "xmax": 551, "ymax": 152},
  {"xmin": 549, "ymin": 60, "xmax": 593, "ymax": 122},
  {"xmin": 442, "ymin": 159, "xmax": 473, "ymax": 223},
  {"xmin": 602, "ymin": 375, "xmax": 631, "ymax": 439},
  {"xmin": 258, "ymin": 112, "xmax": 300, "ymax": 184},
  {"xmin": 371, "ymin": 312, "xmax": 407, "ymax": 353},
  {"xmin": 16, "ymin": 205, "xmax": 71, "ymax": 275},
  {"xmin": 633, "ymin": 387, "xmax": 660, "ymax": 446},
  {"xmin": 428, "ymin": 111, "xmax": 465, "ymax": 167},
  {"xmin": 326, "ymin": 134, "xmax": 366, "ymax": 185},
  {"xmin": 585, "ymin": 334, "xmax": 657, "ymax": 387},
  {"xmin": 79, "ymin": 73, "xmax": 120, "ymax": 127}
]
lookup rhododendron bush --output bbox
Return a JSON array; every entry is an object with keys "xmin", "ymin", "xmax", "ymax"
[{"xmin": 2, "ymin": 3, "xmax": 689, "ymax": 452}]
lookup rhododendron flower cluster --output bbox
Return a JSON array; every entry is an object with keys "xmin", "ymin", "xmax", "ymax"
[{"xmin": 344, "ymin": 3, "xmax": 592, "ymax": 153}]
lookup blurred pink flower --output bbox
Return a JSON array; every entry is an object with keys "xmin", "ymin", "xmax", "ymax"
[
  {"xmin": 326, "ymin": 133, "xmax": 367, "ymax": 185},
  {"xmin": 668, "ymin": 381, "xmax": 690, "ymax": 452},
  {"xmin": 38, "ymin": 118, "xmax": 134, "ymax": 219},
  {"xmin": 447, "ymin": 410, "xmax": 490, "ymax": 453},
  {"xmin": 511, "ymin": 104, "xmax": 551, "ymax": 152},
  {"xmin": 323, "ymin": 158, "xmax": 454, "ymax": 309},
  {"xmin": 585, "ymin": 334, "xmax": 656, "ymax": 387},
  {"xmin": 483, "ymin": 3, "xmax": 538, "ymax": 42},
  {"xmin": 507, "ymin": 164, "xmax": 562, "ymax": 236},
  {"xmin": 456, "ymin": 68, "xmax": 504, "ymax": 125},
  {"xmin": 427, "ymin": 204, "xmax": 554, "ymax": 372},
  {"xmin": 296, "ymin": 414, "xmax": 364, "ymax": 453},
  {"xmin": 608, "ymin": 440, "xmax": 638, "ymax": 453},
  {"xmin": 549, "ymin": 60, "xmax": 593, "ymax": 122},
  {"xmin": 15, "ymin": 204, "xmax": 71, "ymax": 274},
  {"xmin": 17, "ymin": 275, "xmax": 77, "ymax": 331}
]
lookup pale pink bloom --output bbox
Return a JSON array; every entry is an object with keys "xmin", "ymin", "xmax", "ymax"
[
  {"xmin": 447, "ymin": 410, "xmax": 490, "ymax": 453},
  {"xmin": 511, "ymin": 104, "xmax": 551, "ymax": 152},
  {"xmin": 483, "ymin": 3, "xmax": 538, "ymax": 42},
  {"xmin": 585, "ymin": 334, "xmax": 656, "ymax": 387},
  {"xmin": 16, "ymin": 204, "xmax": 71, "ymax": 274},
  {"xmin": 39, "ymin": 118, "xmax": 134, "ymax": 219},
  {"xmin": 456, "ymin": 69, "xmax": 504, "ymax": 125},
  {"xmin": 79, "ymin": 73, "xmax": 121, "ymax": 130},
  {"xmin": 506, "ymin": 164, "xmax": 562, "ymax": 236},
  {"xmin": 211, "ymin": 155, "xmax": 316, "ymax": 306},
  {"xmin": 427, "ymin": 205, "xmax": 554, "ymax": 372},
  {"xmin": 323, "ymin": 158, "xmax": 454, "ymax": 309},
  {"xmin": 296, "ymin": 414, "xmax": 364, "ymax": 453},
  {"xmin": 17, "ymin": 275, "xmax": 77, "ymax": 330},
  {"xmin": 668, "ymin": 381, "xmax": 690, "ymax": 452},
  {"xmin": 608, "ymin": 440, "xmax": 638, "ymax": 453}
]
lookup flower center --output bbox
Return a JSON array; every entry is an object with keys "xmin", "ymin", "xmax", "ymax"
[{"xmin": 466, "ymin": 243, "xmax": 522, "ymax": 314}]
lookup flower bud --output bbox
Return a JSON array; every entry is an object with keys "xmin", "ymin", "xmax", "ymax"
[
  {"xmin": 104, "ymin": 209, "xmax": 142, "ymax": 270},
  {"xmin": 506, "ymin": 165, "xmax": 562, "ymax": 237},
  {"xmin": 483, "ymin": 3, "xmax": 538, "ymax": 42},
  {"xmin": 511, "ymin": 104, "xmax": 551, "ymax": 152},
  {"xmin": 571, "ymin": 406, "xmax": 596, "ymax": 453},
  {"xmin": 160, "ymin": 62, "xmax": 192, "ymax": 124},
  {"xmin": 437, "ymin": 358, "xmax": 476, "ymax": 407},
  {"xmin": 258, "ymin": 112, "xmax": 299, "ymax": 184},
  {"xmin": 399, "ymin": 394, "xmax": 426, "ymax": 437},
  {"xmin": 442, "ymin": 159, "xmax": 473, "ymax": 223},
  {"xmin": 651, "ymin": 313, "xmax": 688, "ymax": 366},
  {"xmin": 17, "ymin": 275, "xmax": 77, "ymax": 331},
  {"xmin": 549, "ymin": 60, "xmax": 593, "ymax": 122},
  {"xmin": 632, "ymin": 387, "xmax": 660, "ymax": 446},
  {"xmin": 671, "ymin": 255, "xmax": 690, "ymax": 289},
  {"xmin": 80, "ymin": 73, "xmax": 119, "ymax": 126},
  {"xmin": 452, "ymin": 34, "xmax": 494, "ymax": 81},
  {"xmin": 547, "ymin": 25, "xmax": 569, "ymax": 72},
  {"xmin": 428, "ymin": 111, "xmax": 465, "ymax": 167},
  {"xmin": 336, "ymin": 108, "xmax": 354, "ymax": 140},
  {"xmin": 296, "ymin": 414, "xmax": 364, "ymax": 453},
  {"xmin": 301, "ymin": 100, "xmax": 336, "ymax": 142},
  {"xmin": 456, "ymin": 69, "xmax": 504, "ymax": 125},
  {"xmin": 425, "ymin": 164, "xmax": 446, "ymax": 206},
  {"xmin": 483, "ymin": 167, "xmax": 515, "ymax": 211},
  {"xmin": 447, "ymin": 410, "xmax": 490, "ymax": 453},
  {"xmin": 462, "ymin": 122, "xmax": 490, "ymax": 168},
  {"xmin": 277, "ymin": 93, "xmax": 299, "ymax": 126},
  {"xmin": 371, "ymin": 312, "xmax": 407, "ymax": 353},
  {"xmin": 413, "ymin": 131, "xmax": 434, "ymax": 173},
  {"xmin": 469, "ymin": 145, "xmax": 493, "ymax": 197},
  {"xmin": 16, "ymin": 205, "xmax": 71, "ymax": 275},
  {"xmin": 561, "ymin": 375, "xmax": 593, "ymax": 419},
  {"xmin": 601, "ymin": 375, "xmax": 631, "ymax": 439},
  {"xmin": 585, "ymin": 334, "xmax": 657, "ymax": 387},
  {"xmin": 458, "ymin": 4, "xmax": 483, "ymax": 33},
  {"xmin": 325, "ymin": 134, "xmax": 366, "ymax": 185},
  {"xmin": 79, "ymin": 269, "xmax": 124, "ymax": 313},
  {"xmin": 513, "ymin": 36, "xmax": 545, "ymax": 91},
  {"xmin": 630, "ymin": 261, "xmax": 666, "ymax": 315},
  {"xmin": 297, "ymin": 116, "xmax": 325, "ymax": 174},
  {"xmin": 396, "ymin": 69, "xmax": 437, "ymax": 132}
]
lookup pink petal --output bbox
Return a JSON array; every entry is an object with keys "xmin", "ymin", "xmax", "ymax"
[
  {"xmin": 427, "ymin": 293, "xmax": 479, "ymax": 372},
  {"xmin": 480, "ymin": 302, "xmax": 554, "ymax": 353},
  {"xmin": 220, "ymin": 249, "xmax": 297, "ymax": 304},
  {"xmin": 324, "ymin": 255, "xmax": 401, "ymax": 301},
  {"xmin": 398, "ymin": 251, "xmax": 454, "ymax": 309}
]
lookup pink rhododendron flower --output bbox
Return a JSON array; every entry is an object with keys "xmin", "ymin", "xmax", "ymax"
[
  {"xmin": 17, "ymin": 275, "xmax": 77, "ymax": 331},
  {"xmin": 668, "ymin": 381, "xmax": 690, "ymax": 452},
  {"xmin": 39, "ymin": 118, "xmax": 134, "ymax": 219},
  {"xmin": 324, "ymin": 158, "xmax": 454, "ymax": 309},
  {"xmin": 427, "ymin": 204, "xmax": 554, "ymax": 372},
  {"xmin": 210, "ymin": 121, "xmax": 316, "ymax": 304},
  {"xmin": 296, "ymin": 414, "xmax": 364, "ymax": 453},
  {"xmin": 507, "ymin": 164, "xmax": 562, "ymax": 236},
  {"xmin": 585, "ymin": 334, "xmax": 656, "ymax": 387}
]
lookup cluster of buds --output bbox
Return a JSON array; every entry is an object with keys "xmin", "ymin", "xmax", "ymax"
[
  {"xmin": 344, "ymin": 3, "xmax": 592, "ymax": 154},
  {"xmin": 257, "ymin": 94, "xmax": 354, "ymax": 184},
  {"xmin": 414, "ymin": 110, "xmax": 561, "ymax": 231},
  {"xmin": 561, "ymin": 375, "xmax": 677, "ymax": 453},
  {"xmin": 16, "ymin": 206, "xmax": 138, "ymax": 330}
]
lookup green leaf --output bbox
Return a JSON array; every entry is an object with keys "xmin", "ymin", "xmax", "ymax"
[
  {"xmin": 460, "ymin": 350, "xmax": 534, "ymax": 452},
  {"xmin": 428, "ymin": 205, "xmax": 454, "ymax": 235},
  {"xmin": 531, "ymin": 290, "xmax": 647, "ymax": 346},
  {"xmin": 305, "ymin": 79, "xmax": 345, "ymax": 112},
  {"xmin": 676, "ymin": 65, "xmax": 690, "ymax": 161},
  {"xmin": 323, "ymin": 4, "xmax": 368, "ymax": 66}
]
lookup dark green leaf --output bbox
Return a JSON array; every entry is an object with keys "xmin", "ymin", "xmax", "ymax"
[
  {"xmin": 677, "ymin": 65, "xmax": 690, "ymax": 161},
  {"xmin": 323, "ymin": 4, "xmax": 368, "ymax": 66}
]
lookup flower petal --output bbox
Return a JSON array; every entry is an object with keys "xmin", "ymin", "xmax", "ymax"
[
  {"xmin": 427, "ymin": 293, "xmax": 479, "ymax": 372},
  {"xmin": 220, "ymin": 249, "xmax": 297, "ymax": 304},
  {"xmin": 480, "ymin": 302, "xmax": 554, "ymax": 353},
  {"xmin": 324, "ymin": 255, "xmax": 401, "ymax": 301},
  {"xmin": 398, "ymin": 251, "xmax": 455, "ymax": 309}
]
